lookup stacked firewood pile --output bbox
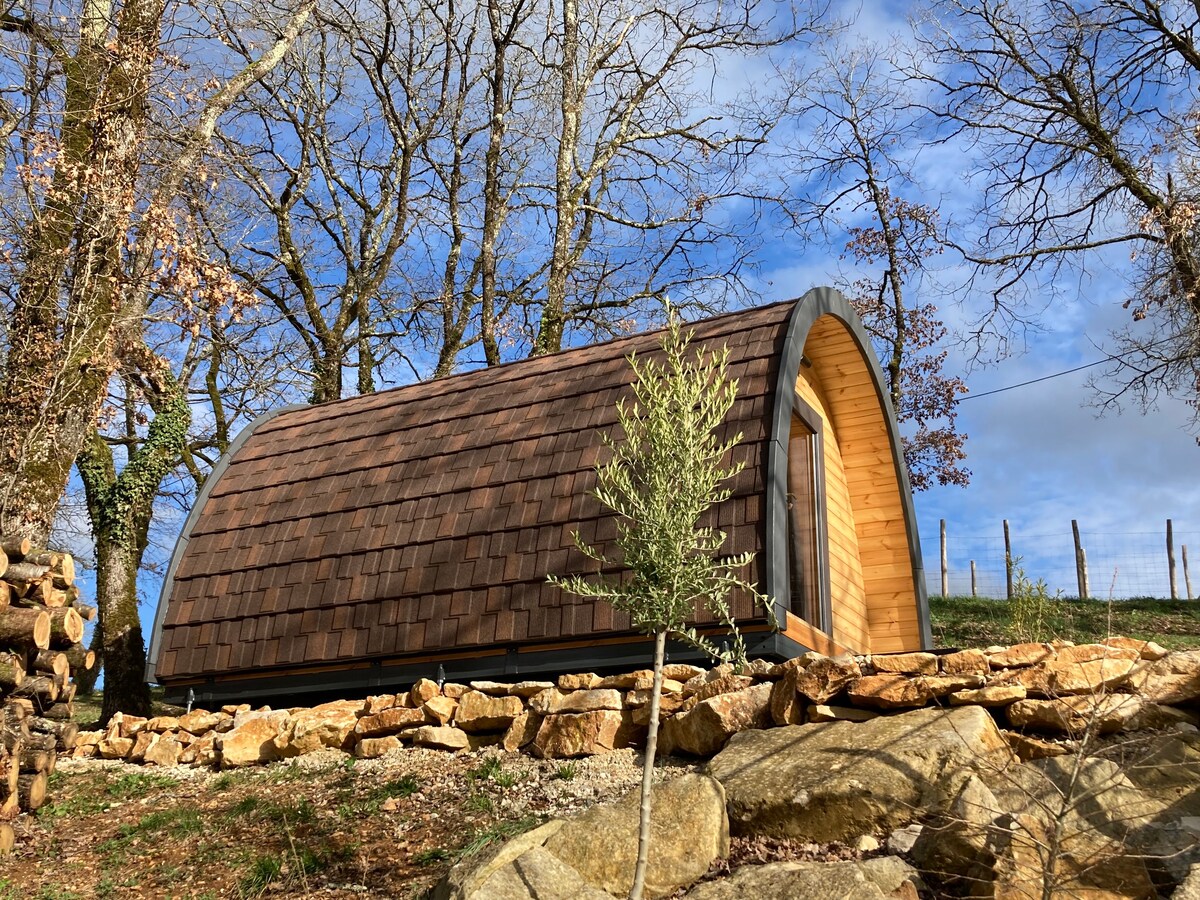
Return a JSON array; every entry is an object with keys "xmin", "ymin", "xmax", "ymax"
[{"xmin": 0, "ymin": 536, "xmax": 94, "ymax": 851}]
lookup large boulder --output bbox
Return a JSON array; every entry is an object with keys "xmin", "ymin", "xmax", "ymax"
[
  {"xmin": 681, "ymin": 857, "xmax": 922, "ymax": 900},
  {"xmin": 543, "ymin": 774, "xmax": 729, "ymax": 899},
  {"xmin": 454, "ymin": 691, "xmax": 524, "ymax": 733},
  {"xmin": 706, "ymin": 705, "xmax": 1015, "ymax": 841},
  {"xmin": 274, "ymin": 699, "xmax": 364, "ymax": 756},
  {"xmin": 432, "ymin": 821, "xmax": 566, "ymax": 900},
  {"xmin": 463, "ymin": 847, "xmax": 611, "ymax": 900},
  {"xmin": 217, "ymin": 710, "xmax": 290, "ymax": 767},
  {"xmin": 659, "ymin": 683, "xmax": 773, "ymax": 757},
  {"xmin": 532, "ymin": 710, "xmax": 622, "ymax": 759}
]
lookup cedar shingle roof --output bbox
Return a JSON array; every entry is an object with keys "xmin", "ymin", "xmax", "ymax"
[{"xmin": 152, "ymin": 301, "xmax": 797, "ymax": 681}]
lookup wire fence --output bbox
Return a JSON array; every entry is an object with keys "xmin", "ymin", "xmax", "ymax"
[{"xmin": 918, "ymin": 520, "xmax": 1199, "ymax": 600}]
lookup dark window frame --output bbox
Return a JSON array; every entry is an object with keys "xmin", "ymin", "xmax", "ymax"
[{"xmin": 787, "ymin": 391, "xmax": 832, "ymax": 632}]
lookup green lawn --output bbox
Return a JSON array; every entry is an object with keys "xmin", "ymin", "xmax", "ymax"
[{"xmin": 929, "ymin": 595, "xmax": 1200, "ymax": 651}]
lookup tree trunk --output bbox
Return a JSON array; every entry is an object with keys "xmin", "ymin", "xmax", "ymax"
[
  {"xmin": 96, "ymin": 539, "xmax": 151, "ymax": 722},
  {"xmin": 629, "ymin": 629, "xmax": 666, "ymax": 900}
]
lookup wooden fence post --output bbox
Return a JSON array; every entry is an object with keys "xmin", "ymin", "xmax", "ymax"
[
  {"xmin": 1004, "ymin": 519, "xmax": 1013, "ymax": 600},
  {"xmin": 940, "ymin": 519, "xmax": 949, "ymax": 598},
  {"xmin": 970, "ymin": 560, "xmax": 977, "ymax": 598},
  {"xmin": 1168, "ymin": 519, "xmax": 1178, "ymax": 600},
  {"xmin": 1183, "ymin": 544, "xmax": 1193, "ymax": 601},
  {"xmin": 1080, "ymin": 548, "xmax": 1089, "ymax": 602},
  {"xmin": 1072, "ymin": 519, "xmax": 1086, "ymax": 600}
]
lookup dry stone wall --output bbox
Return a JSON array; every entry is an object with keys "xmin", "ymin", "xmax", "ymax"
[{"xmin": 72, "ymin": 636, "xmax": 1199, "ymax": 768}]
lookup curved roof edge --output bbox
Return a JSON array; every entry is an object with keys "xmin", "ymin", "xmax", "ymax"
[
  {"xmin": 764, "ymin": 286, "xmax": 932, "ymax": 651},
  {"xmin": 145, "ymin": 404, "xmax": 306, "ymax": 683}
]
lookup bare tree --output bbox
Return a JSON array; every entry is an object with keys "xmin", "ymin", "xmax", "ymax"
[
  {"xmin": 915, "ymin": 0, "xmax": 1200, "ymax": 429},
  {"xmin": 781, "ymin": 41, "xmax": 969, "ymax": 489}
]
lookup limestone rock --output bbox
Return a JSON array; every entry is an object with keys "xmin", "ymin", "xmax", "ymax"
[
  {"xmin": 662, "ymin": 663, "xmax": 706, "ymax": 682},
  {"xmin": 453, "ymin": 691, "xmax": 524, "ymax": 733},
  {"xmin": 681, "ymin": 675, "xmax": 755, "ymax": 711},
  {"xmin": 557, "ymin": 673, "xmax": 600, "ymax": 691},
  {"xmin": 846, "ymin": 674, "xmax": 932, "ymax": 709},
  {"xmin": 177, "ymin": 709, "xmax": 222, "ymax": 734},
  {"xmin": 413, "ymin": 726, "xmax": 471, "ymax": 752},
  {"xmin": 532, "ymin": 710, "xmax": 622, "ymax": 759},
  {"xmin": 179, "ymin": 731, "xmax": 218, "ymax": 766},
  {"xmin": 276, "ymin": 699, "xmax": 363, "ymax": 756},
  {"xmin": 872, "ymin": 652, "xmax": 938, "ymax": 676},
  {"xmin": 355, "ymin": 706, "xmax": 428, "ymax": 737},
  {"xmin": 364, "ymin": 693, "xmax": 397, "ymax": 715},
  {"xmin": 596, "ymin": 670, "xmax": 655, "ymax": 690},
  {"xmin": 143, "ymin": 735, "xmax": 182, "ymax": 767},
  {"xmin": 502, "ymin": 712, "xmax": 542, "ymax": 753},
  {"xmin": 794, "ymin": 654, "xmax": 862, "ymax": 704},
  {"xmin": 1175, "ymin": 865, "xmax": 1200, "ymax": 900},
  {"xmin": 431, "ymin": 820, "xmax": 565, "ymax": 900},
  {"xmin": 941, "ymin": 648, "xmax": 990, "ymax": 675},
  {"xmin": 1102, "ymin": 636, "xmax": 1169, "ymax": 661},
  {"xmin": 991, "ymin": 663, "xmax": 1053, "ymax": 698},
  {"xmin": 630, "ymin": 694, "xmax": 686, "ymax": 725},
  {"xmin": 1005, "ymin": 732, "xmax": 1074, "ymax": 761},
  {"xmin": 921, "ymin": 674, "xmax": 987, "ymax": 697},
  {"xmin": 1056, "ymin": 643, "xmax": 1141, "ymax": 664},
  {"xmin": 1128, "ymin": 651, "xmax": 1200, "ymax": 705},
  {"xmin": 660, "ymin": 683, "xmax": 773, "ymax": 757},
  {"xmin": 411, "ymin": 678, "xmax": 442, "ymax": 704},
  {"xmin": 681, "ymin": 856, "xmax": 923, "ymax": 900},
  {"xmin": 1006, "ymin": 694, "xmax": 1143, "ymax": 735},
  {"xmin": 988, "ymin": 642, "xmax": 1055, "ymax": 669},
  {"xmin": 706, "ymin": 705, "xmax": 1015, "ymax": 842},
  {"xmin": 145, "ymin": 716, "xmax": 180, "ymax": 732},
  {"xmin": 355, "ymin": 736, "xmax": 402, "ymax": 759},
  {"xmin": 509, "ymin": 681, "xmax": 556, "ymax": 698},
  {"xmin": 949, "ymin": 685, "xmax": 1027, "ymax": 707},
  {"xmin": 443, "ymin": 683, "xmax": 469, "ymax": 699},
  {"xmin": 467, "ymin": 680, "xmax": 514, "ymax": 696},
  {"xmin": 129, "ymin": 730, "xmax": 155, "ymax": 761},
  {"xmin": 98, "ymin": 736, "xmax": 134, "ymax": 759},
  {"xmin": 1047, "ymin": 656, "xmax": 1138, "ymax": 695},
  {"xmin": 470, "ymin": 847, "xmax": 611, "ymax": 900},
  {"xmin": 529, "ymin": 688, "xmax": 622, "ymax": 716},
  {"xmin": 544, "ymin": 774, "xmax": 729, "ymax": 899},
  {"xmin": 807, "ymin": 704, "xmax": 879, "ymax": 723},
  {"xmin": 769, "ymin": 667, "xmax": 804, "ymax": 726},
  {"xmin": 218, "ymin": 710, "xmax": 290, "ymax": 767},
  {"xmin": 910, "ymin": 773, "xmax": 1003, "ymax": 890},
  {"xmin": 424, "ymin": 696, "xmax": 459, "ymax": 726}
]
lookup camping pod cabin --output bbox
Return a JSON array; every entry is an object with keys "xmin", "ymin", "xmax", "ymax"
[{"xmin": 148, "ymin": 287, "xmax": 931, "ymax": 706}]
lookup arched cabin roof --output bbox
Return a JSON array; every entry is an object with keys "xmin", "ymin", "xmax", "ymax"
[{"xmin": 148, "ymin": 288, "xmax": 928, "ymax": 701}]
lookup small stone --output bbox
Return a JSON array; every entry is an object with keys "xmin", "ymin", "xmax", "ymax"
[
  {"xmin": 940, "ymin": 649, "xmax": 990, "ymax": 675},
  {"xmin": 806, "ymin": 704, "xmax": 880, "ymax": 723},
  {"xmin": 855, "ymin": 834, "xmax": 882, "ymax": 853},
  {"xmin": 412, "ymin": 726, "xmax": 471, "ymax": 752},
  {"xmin": 354, "ymin": 736, "xmax": 402, "ymax": 759},
  {"xmin": 558, "ymin": 673, "xmax": 601, "ymax": 690},
  {"xmin": 355, "ymin": 706, "xmax": 428, "ymax": 737},
  {"xmin": 887, "ymin": 825, "xmax": 924, "ymax": 855},
  {"xmin": 1004, "ymin": 731, "xmax": 1073, "ymax": 761},
  {"xmin": 423, "ymin": 696, "xmax": 458, "ymax": 726},
  {"xmin": 410, "ymin": 678, "xmax": 441, "ymax": 704},
  {"xmin": 949, "ymin": 685, "xmax": 1027, "ymax": 707},
  {"xmin": 871, "ymin": 652, "xmax": 938, "ymax": 676}
]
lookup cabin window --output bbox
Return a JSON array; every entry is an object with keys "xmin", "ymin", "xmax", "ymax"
[{"xmin": 787, "ymin": 394, "xmax": 829, "ymax": 627}]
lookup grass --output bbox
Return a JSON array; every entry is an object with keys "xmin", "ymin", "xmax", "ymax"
[
  {"xmin": 929, "ymin": 595, "xmax": 1200, "ymax": 650},
  {"xmin": 553, "ymin": 762, "xmax": 579, "ymax": 781}
]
